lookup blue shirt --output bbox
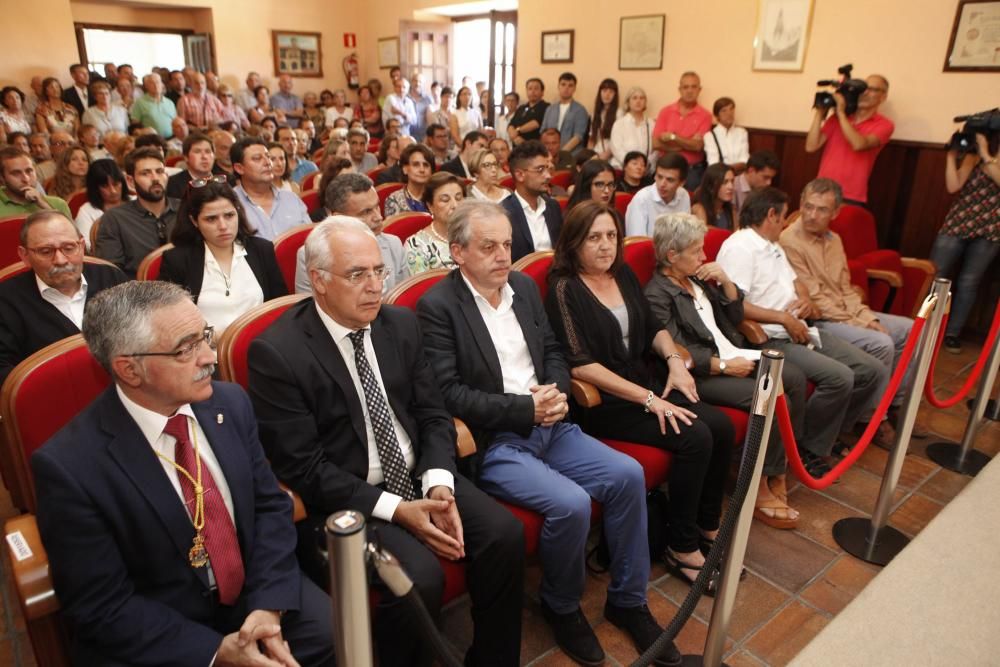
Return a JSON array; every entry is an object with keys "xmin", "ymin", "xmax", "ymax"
[
  {"xmin": 270, "ymin": 92, "xmax": 303, "ymax": 128},
  {"xmin": 234, "ymin": 184, "xmax": 310, "ymax": 240},
  {"xmin": 290, "ymin": 159, "xmax": 319, "ymax": 185},
  {"xmin": 541, "ymin": 100, "xmax": 590, "ymax": 154},
  {"xmin": 408, "ymin": 92, "xmax": 433, "ymax": 141}
]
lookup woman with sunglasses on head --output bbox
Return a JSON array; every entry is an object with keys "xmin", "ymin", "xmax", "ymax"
[
  {"xmin": 466, "ymin": 148, "xmax": 510, "ymax": 203},
  {"xmin": 75, "ymin": 158, "xmax": 130, "ymax": 249},
  {"xmin": 159, "ymin": 180, "xmax": 287, "ymax": 334}
]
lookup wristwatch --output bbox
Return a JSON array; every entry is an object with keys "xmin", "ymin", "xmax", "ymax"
[{"xmin": 718, "ymin": 360, "xmax": 727, "ymax": 375}]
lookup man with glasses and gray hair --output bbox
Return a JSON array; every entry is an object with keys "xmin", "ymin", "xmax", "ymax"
[
  {"xmin": 248, "ymin": 217, "xmax": 525, "ymax": 667},
  {"xmin": 31, "ymin": 280, "xmax": 335, "ymax": 666},
  {"xmin": 0, "ymin": 209, "xmax": 125, "ymax": 382}
]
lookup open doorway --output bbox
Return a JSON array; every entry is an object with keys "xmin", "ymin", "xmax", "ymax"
[
  {"xmin": 452, "ymin": 11, "xmax": 516, "ymax": 127},
  {"xmin": 75, "ymin": 24, "xmax": 215, "ymax": 77}
]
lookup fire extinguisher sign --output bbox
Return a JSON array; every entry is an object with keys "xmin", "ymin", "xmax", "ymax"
[{"xmin": 344, "ymin": 33, "xmax": 357, "ymax": 48}]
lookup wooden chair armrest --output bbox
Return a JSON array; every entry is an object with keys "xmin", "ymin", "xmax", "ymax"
[
  {"xmin": 277, "ymin": 482, "xmax": 307, "ymax": 523},
  {"xmin": 4, "ymin": 514, "xmax": 60, "ymax": 620},
  {"xmin": 866, "ymin": 268, "xmax": 903, "ymax": 288},
  {"xmin": 739, "ymin": 320, "xmax": 768, "ymax": 346},
  {"xmin": 673, "ymin": 343, "xmax": 694, "ymax": 370},
  {"xmin": 454, "ymin": 418, "xmax": 476, "ymax": 458},
  {"xmin": 570, "ymin": 378, "xmax": 602, "ymax": 408},
  {"xmin": 900, "ymin": 257, "xmax": 936, "ymax": 275}
]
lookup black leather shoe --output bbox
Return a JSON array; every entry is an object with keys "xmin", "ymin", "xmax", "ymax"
[
  {"xmin": 604, "ymin": 602, "xmax": 682, "ymax": 667},
  {"xmin": 540, "ymin": 600, "xmax": 605, "ymax": 666}
]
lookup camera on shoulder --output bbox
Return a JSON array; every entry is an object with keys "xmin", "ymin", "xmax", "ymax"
[
  {"xmin": 946, "ymin": 108, "xmax": 1000, "ymax": 156},
  {"xmin": 813, "ymin": 63, "xmax": 868, "ymax": 116}
]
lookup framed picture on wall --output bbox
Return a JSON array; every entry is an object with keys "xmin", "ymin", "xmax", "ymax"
[
  {"xmin": 378, "ymin": 37, "xmax": 400, "ymax": 69},
  {"xmin": 944, "ymin": 0, "xmax": 1000, "ymax": 71},
  {"xmin": 272, "ymin": 30, "xmax": 322, "ymax": 77},
  {"xmin": 752, "ymin": 0, "xmax": 814, "ymax": 71},
  {"xmin": 618, "ymin": 15, "xmax": 665, "ymax": 70},
  {"xmin": 541, "ymin": 30, "xmax": 574, "ymax": 63}
]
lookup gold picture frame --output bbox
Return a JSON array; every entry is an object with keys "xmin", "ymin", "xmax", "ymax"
[
  {"xmin": 752, "ymin": 0, "xmax": 814, "ymax": 72},
  {"xmin": 272, "ymin": 30, "xmax": 322, "ymax": 78}
]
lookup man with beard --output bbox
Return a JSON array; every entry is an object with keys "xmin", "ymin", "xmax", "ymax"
[
  {"xmin": 95, "ymin": 147, "xmax": 179, "ymax": 277},
  {"xmin": 0, "ymin": 210, "xmax": 126, "ymax": 382},
  {"xmin": 0, "ymin": 147, "xmax": 70, "ymax": 218}
]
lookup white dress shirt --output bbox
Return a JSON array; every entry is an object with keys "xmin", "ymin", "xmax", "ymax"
[
  {"xmin": 703, "ymin": 125, "xmax": 749, "ymax": 166},
  {"xmin": 609, "ymin": 114, "xmax": 654, "ymax": 168},
  {"xmin": 198, "ymin": 242, "xmax": 264, "ymax": 334},
  {"xmin": 514, "ymin": 190, "xmax": 552, "ymax": 251},
  {"xmin": 36, "ymin": 272, "xmax": 88, "ymax": 328},
  {"xmin": 624, "ymin": 184, "xmax": 691, "ymax": 237},
  {"xmin": 314, "ymin": 304, "xmax": 453, "ymax": 521},
  {"xmin": 691, "ymin": 283, "xmax": 761, "ymax": 361},
  {"xmin": 460, "ymin": 271, "xmax": 539, "ymax": 395}
]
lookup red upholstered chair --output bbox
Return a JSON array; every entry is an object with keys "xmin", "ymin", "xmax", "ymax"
[
  {"xmin": 553, "ymin": 195, "xmax": 569, "ymax": 212},
  {"xmin": 511, "ymin": 250, "xmax": 554, "ymax": 300},
  {"xmin": 829, "ymin": 204, "xmax": 934, "ymax": 318},
  {"xmin": 66, "ymin": 189, "xmax": 88, "ymax": 218},
  {"xmin": 0, "ymin": 215, "xmax": 28, "ymax": 268},
  {"xmin": 216, "ymin": 293, "xmax": 309, "ymax": 389},
  {"xmin": 499, "ymin": 174, "xmax": 514, "ymax": 189},
  {"xmin": 367, "ymin": 166, "xmax": 387, "ymax": 183},
  {"xmin": 299, "ymin": 188, "xmax": 321, "ymax": 214},
  {"xmin": 382, "ymin": 211, "xmax": 432, "ymax": 244},
  {"xmin": 0, "ymin": 256, "xmax": 118, "ymax": 287},
  {"xmin": 623, "ymin": 236, "xmax": 656, "ymax": 286},
  {"xmin": 614, "ymin": 191, "xmax": 633, "ymax": 219},
  {"xmin": 375, "ymin": 182, "xmax": 404, "ymax": 216},
  {"xmin": 300, "ymin": 170, "xmax": 321, "ymax": 192},
  {"xmin": 272, "ymin": 223, "xmax": 314, "ymax": 293},
  {"xmin": 384, "ymin": 268, "xmax": 450, "ymax": 309},
  {"xmin": 550, "ymin": 170, "xmax": 573, "ymax": 190},
  {"xmin": 703, "ymin": 227, "xmax": 732, "ymax": 262},
  {"xmin": 367, "ymin": 138, "xmax": 381, "ymax": 153},
  {"xmin": 136, "ymin": 243, "xmax": 174, "ymax": 281},
  {"xmin": 165, "ymin": 154, "xmax": 184, "ymax": 167}
]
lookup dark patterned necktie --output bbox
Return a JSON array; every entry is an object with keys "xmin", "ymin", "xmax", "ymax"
[{"xmin": 348, "ymin": 330, "xmax": 415, "ymax": 500}]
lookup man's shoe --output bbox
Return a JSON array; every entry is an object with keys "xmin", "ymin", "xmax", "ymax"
[
  {"xmin": 540, "ymin": 600, "xmax": 605, "ymax": 666},
  {"xmin": 604, "ymin": 602, "xmax": 682, "ymax": 667},
  {"xmin": 872, "ymin": 420, "xmax": 897, "ymax": 451},
  {"xmin": 889, "ymin": 408, "xmax": 930, "ymax": 439},
  {"xmin": 944, "ymin": 336, "xmax": 962, "ymax": 354}
]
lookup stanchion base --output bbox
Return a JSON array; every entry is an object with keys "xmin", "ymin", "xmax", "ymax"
[
  {"xmin": 833, "ymin": 518, "xmax": 910, "ymax": 566},
  {"xmin": 967, "ymin": 398, "xmax": 1000, "ymax": 421},
  {"xmin": 925, "ymin": 441, "xmax": 991, "ymax": 476},
  {"xmin": 680, "ymin": 655, "xmax": 730, "ymax": 667}
]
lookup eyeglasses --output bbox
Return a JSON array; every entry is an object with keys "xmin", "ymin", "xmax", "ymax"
[
  {"xmin": 331, "ymin": 267, "xmax": 392, "ymax": 285},
  {"xmin": 189, "ymin": 175, "xmax": 229, "ymax": 189},
  {"xmin": 522, "ymin": 165, "xmax": 551, "ymax": 175},
  {"xmin": 480, "ymin": 161, "xmax": 500, "ymax": 170},
  {"xmin": 592, "ymin": 180, "xmax": 615, "ymax": 191},
  {"xmin": 128, "ymin": 327, "xmax": 215, "ymax": 362},
  {"xmin": 25, "ymin": 241, "xmax": 82, "ymax": 259}
]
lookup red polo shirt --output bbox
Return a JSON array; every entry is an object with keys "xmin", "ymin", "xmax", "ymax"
[
  {"xmin": 818, "ymin": 113, "xmax": 894, "ymax": 203},
  {"xmin": 652, "ymin": 101, "xmax": 713, "ymax": 165}
]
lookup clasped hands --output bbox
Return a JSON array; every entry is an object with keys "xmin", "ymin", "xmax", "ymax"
[
  {"xmin": 393, "ymin": 485, "xmax": 465, "ymax": 561},
  {"xmin": 217, "ymin": 609, "xmax": 298, "ymax": 667},
  {"xmin": 782, "ymin": 297, "xmax": 820, "ymax": 344}
]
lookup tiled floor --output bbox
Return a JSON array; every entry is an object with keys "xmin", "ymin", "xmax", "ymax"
[{"xmin": 1, "ymin": 342, "xmax": 997, "ymax": 666}]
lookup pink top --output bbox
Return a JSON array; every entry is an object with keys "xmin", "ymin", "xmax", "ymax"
[
  {"xmin": 652, "ymin": 101, "xmax": 713, "ymax": 165},
  {"xmin": 818, "ymin": 113, "xmax": 894, "ymax": 203},
  {"xmin": 176, "ymin": 93, "xmax": 226, "ymax": 129}
]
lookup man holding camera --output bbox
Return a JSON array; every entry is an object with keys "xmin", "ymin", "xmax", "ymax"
[{"xmin": 805, "ymin": 74, "xmax": 893, "ymax": 205}]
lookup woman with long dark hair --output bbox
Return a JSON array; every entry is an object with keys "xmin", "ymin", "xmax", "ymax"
[
  {"xmin": 691, "ymin": 163, "xmax": 735, "ymax": 229},
  {"xmin": 75, "ymin": 158, "xmax": 128, "ymax": 248},
  {"xmin": 588, "ymin": 79, "xmax": 621, "ymax": 161},
  {"xmin": 160, "ymin": 180, "xmax": 287, "ymax": 333},
  {"xmin": 567, "ymin": 159, "xmax": 616, "ymax": 210}
]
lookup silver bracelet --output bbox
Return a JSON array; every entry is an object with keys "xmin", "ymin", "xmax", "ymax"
[{"xmin": 643, "ymin": 391, "xmax": 655, "ymax": 413}]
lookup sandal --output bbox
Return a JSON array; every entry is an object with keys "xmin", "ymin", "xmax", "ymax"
[
  {"xmin": 753, "ymin": 496, "xmax": 799, "ymax": 530},
  {"xmin": 798, "ymin": 448, "xmax": 835, "ymax": 479},
  {"xmin": 767, "ymin": 476, "xmax": 789, "ymax": 504},
  {"xmin": 664, "ymin": 549, "xmax": 719, "ymax": 597},
  {"xmin": 698, "ymin": 536, "xmax": 747, "ymax": 581}
]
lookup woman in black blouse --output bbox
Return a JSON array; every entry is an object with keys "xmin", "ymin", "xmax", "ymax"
[{"xmin": 545, "ymin": 200, "xmax": 735, "ymax": 592}]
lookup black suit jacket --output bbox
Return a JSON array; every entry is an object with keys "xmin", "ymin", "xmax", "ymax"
[
  {"xmin": 32, "ymin": 382, "xmax": 301, "ymax": 665},
  {"xmin": 416, "ymin": 270, "xmax": 570, "ymax": 477},
  {"xmin": 158, "ymin": 236, "xmax": 288, "ymax": 303},
  {"xmin": 247, "ymin": 299, "xmax": 457, "ymax": 517},
  {"xmin": 439, "ymin": 156, "xmax": 470, "ymax": 178},
  {"xmin": 61, "ymin": 86, "xmax": 91, "ymax": 117},
  {"xmin": 501, "ymin": 192, "xmax": 563, "ymax": 262},
  {"xmin": 0, "ymin": 263, "xmax": 127, "ymax": 383}
]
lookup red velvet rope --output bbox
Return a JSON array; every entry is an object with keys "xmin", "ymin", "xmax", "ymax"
[
  {"xmin": 924, "ymin": 300, "xmax": 1000, "ymax": 409},
  {"xmin": 778, "ymin": 316, "xmax": 927, "ymax": 490}
]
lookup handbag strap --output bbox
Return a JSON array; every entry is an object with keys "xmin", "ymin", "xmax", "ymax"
[{"xmin": 711, "ymin": 126, "xmax": 726, "ymax": 166}]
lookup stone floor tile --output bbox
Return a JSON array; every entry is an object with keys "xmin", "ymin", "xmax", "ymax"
[
  {"xmin": 888, "ymin": 493, "xmax": 945, "ymax": 538},
  {"xmin": 743, "ymin": 601, "xmax": 830, "ymax": 666},
  {"xmin": 724, "ymin": 649, "xmax": 769, "ymax": 666},
  {"xmin": 743, "ymin": 522, "xmax": 838, "ymax": 594},
  {"xmin": 816, "ymin": 466, "xmax": 905, "ymax": 515},
  {"xmin": 786, "ymin": 486, "xmax": 863, "ymax": 553},
  {"xmin": 799, "ymin": 554, "xmax": 880, "ymax": 615},
  {"xmin": 916, "ymin": 466, "xmax": 972, "ymax": 504}
]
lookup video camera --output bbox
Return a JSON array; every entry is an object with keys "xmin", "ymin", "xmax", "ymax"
[
  {"xmin": 813, "ymin": 64, "xmax": 868, "ymax": 117},
  {"xmin": 946, "ymin": 108, "xmax": 1000, "ymax": 156}
]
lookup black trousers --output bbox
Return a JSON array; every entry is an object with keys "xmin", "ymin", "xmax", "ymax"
[{"xmin": 586, "ymin": 392, "xmax": 735, "ymax": 553}]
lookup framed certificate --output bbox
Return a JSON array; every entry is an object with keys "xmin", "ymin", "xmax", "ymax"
[
  {"xmin": 944, "ymin": 0, "xmax": 1000, "ymax": 71},
  {"xmin": 541, "ymin": 30, "xmax": 574, "ymax": 64}
]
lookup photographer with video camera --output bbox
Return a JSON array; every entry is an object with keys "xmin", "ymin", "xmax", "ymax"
[
  {"xmin": 929, "ymin": 111, "xmax": 1000, "ymax": 354},
  {"xmin": 805, "ymin": 65, "xmax": 893, "ymax": 205}
]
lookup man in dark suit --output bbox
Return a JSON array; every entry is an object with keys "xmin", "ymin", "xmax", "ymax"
[
  {"xmin": 61, "ymin": 64, "xmax": 93, "ymax": 117},
  {"xmin": 247, "ymin": 218, "xmax": 524, "ymax": 667},
  {"xmin": 0, "ymin": 210, "xmax": 126, "ymax": 383},
  {"xmin": 501, "ymin": 140, "xmax": 563, "ymax": 262},
  {"xmin": 416, "ymin": 200, "xmax": 682, "ymax": 667},
  {"xmin": 440, "ymin": 130, "xmax": 488, "ymax": 179},
  {"xmin": 32, "ymin": 280, "xmax": 334, "ymax": 666}
]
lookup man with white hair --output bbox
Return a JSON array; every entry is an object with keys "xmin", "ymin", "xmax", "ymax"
[
  {"xmin": 176, "ymin": 71, "xmax": 225, "ymax": 130},
  {"xmin": 235, "ymin": 71, "xmax": 262, "ymax": 112}
]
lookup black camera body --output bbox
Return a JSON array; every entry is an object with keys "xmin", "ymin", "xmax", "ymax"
[
  {"xmin": 813, "ymin": 63, "xmax": 868, "ymax": 117},
  {"xmin": 946, "ymin": 108, "xmax": 1000, "ymax": 156}
]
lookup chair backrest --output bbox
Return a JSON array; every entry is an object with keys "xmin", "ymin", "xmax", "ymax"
[
  {"xmin": 382, "ymin": 211, "xmax": 432, "ymax": 244},
  {"xmin": 550, "ymin": 170, "xmax": 573, "ymax": 189},
  {"xmin": 553, "ymin": 195, "xmax": 569, "ymax": 212},
  {"xmin": 0, "ymin": 256, "xmax": 119, "ymax": 284},
  {"xmin": 299, "ymin": 188, "xmax": 321, "ymax": 214},
  {"xmin": 375, "ymin": 183, "xmax": 404, "ymax": 216},
  {"xmin": 165, "ymin": 155, "xmax": 185, "ymax": 168},
  {"xmin": 703, "ymin": 227, "xmax": 732, "ymax": 262},
  {"xmin": 0, "ymin": 215, "xmax": 27, "ymax": 268},
  {"xmin": 830, "ymin": 204, "xmax": 879, "ymax": 259},
  {"xmin": 511, "ymin": 250, "xmax": 555, "ymax": 300},
  {"xmin": 499, "ymin": 174, "xmax": 514, "ymax": 189},
  {"xmin": 614, "ymin": 191, "xmax": 634, "ymax": 218},
  {"xmin": 623, "ymin": 236, "xmax": 656, "ymax": 286},
  {"xmin": 366, "ymin": 166, "xmax": 386, "ymax": 183},
  {"xmin": 384, "ymin": 269, "xmax": 450, "ymax": 310},
  {"xmin": 1, "ymin": 335, "xmax": 111, "ymax": 512},
  {"xmin": 66, "ymin": 189, "xmax": 88, "ymax": 218},
  {"xmin": 89, "ymin": 215, "xmax": 102, "ymax": 250},
  {"xmin": 300, "ymin": 170, "xmax": 321, "ymax": 192},
  {"xmin": 216, "ymin": 294, "xmax": 310, "ymax": 389},
  {"xmin": 136, "ymin": 243, "xmax": 174, "ymax": 281},
  {"xmin": 272, "ymin": 223, "xmax": 315, "ymax": 293}
]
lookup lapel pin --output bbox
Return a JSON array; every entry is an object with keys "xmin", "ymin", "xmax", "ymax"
[{"xmin": 217, "ymin": 413, "xmax": 224, "ymax": 424}]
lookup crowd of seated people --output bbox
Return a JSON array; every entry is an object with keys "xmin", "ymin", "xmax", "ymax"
[{"xmin": 2, "ymin": 58, "xmax": 997, "ymax": 667}]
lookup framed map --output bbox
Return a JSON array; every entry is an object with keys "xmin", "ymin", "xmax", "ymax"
[
  {"xmin": 619, "ymin": 15, "xmax": 665, "ymax": 70},
  {"xmin": 752, "ymin": 0, "xmax": 814, "ymax": 71},
  {"xmin": 272, "ymin": 31, "xmax": 322, "ymax": 77}
]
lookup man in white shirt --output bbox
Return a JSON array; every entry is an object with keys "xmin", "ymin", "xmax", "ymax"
[
  {"xmin": 382, "ymin": 77, "xmax": 418, "ymax": 137},
  {"xmin": 500, "ymin": 140, "xmax": 563, "ymax": 261},
  {"xmin": 624, "ymin": 152, "xmax": 692, "ymax": 237},
  {"xmin": 716, "ymin": 187, "xmax": 882, "ymax": 470},
  {"xmin": 62, "ymin": 63, "xmax": 93, "ymax": 117},
  {"xmin": 703, "ymin": 97, "xmax": 749, "ymax": 171}
]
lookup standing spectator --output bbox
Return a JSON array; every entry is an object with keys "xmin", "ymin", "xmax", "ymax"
[
  {"xmin": 35, "ymin": 77, "xmax": 80, "ymax": 136},
  {"xmin": 347, "ymin": 127, "xmax": 378, "ymax": 173},
  {"xmin": 323, "ymin": 88, "xmax": 354, "ymax": 128},
  {"xmin": 166, "ymin": 133, "xmax": 222, "ymax": 199},
  {"xmin": 805, "ymin": 74, "xmax": 894, "ymax": 205},
  {"xmin": 302, "ymin": 91, "xmax": 324, "ymax": 129},
  {"xmin": 407, "ymin": 73, "xmax": 433, "ymax": 141},
  {"xmin": 426, "ymin": 86, "xmax": 454, "ymax": 142},
  {"xmin": 231, "ymin": 137, "xmax": 310, "ymax": 240},
  {"xmin": 204, "ymin": 70, "xmax": 219, "ymax": 95},
  {"xmin": 703, "ymin": 97, "xmax": 749, "ymax": 172},
  {"xmin": 368, "ymin": 77, "xmax": 385, "ymax": 107},
  {"xmin": 501, "ymin": 139, "xmax": 563, "ymax": 261},
  {"xmin": 691, "ymin": 163, "xmax": 736, "ymax": 230},
  {"xmin": 588, "ymin": 78, "xmax": 621, "ymax": 161},
  {"xmin": 653, "ymin": 71, "xmax": 713, "ymax": 190},
  {"xmin": 164, "ymin": 70, "xmax": 186, "ymax": 106},
  {"xmin": 130, "ymin": 74, "xmax": 177, "ymax": 139},
  {"xmin": 215, "ymin": 84, "xmax": 250, "ymax": 131},
  {"xmin": 22, "ymin": 77, "xmax": 44, "ymax": 122},
  {"xmin": 383, "ymin": 143, "xmax": 433, "ymax": 216},
  {"xmin": 624, "ymin": 152, "xmax": 691, "ymax": 236},
  {"xmin": 383, "ymin": 77, "xmax": 417, "ymax": 136},
  {"xmin": 50, "ymin": 144, "xmax": 89, "ymax": 199},
  {"xmin": 235, "ymin": 71, "xmax": 262, "ymax": 112},
  {"xmin": 1, "ymin": 86, "xmax": 32, "ymax": 136},
  {"xmin": 733, "ymin": 150, "xmax": 780, "ymax": 219},
  {"xmin": 110, "ymin": 75, "xmax": 135, "ymax": 112},
  {"xmin": 82, "ymin": 81, "xmax": 129, "ymax": 135},
  {"xmin": 176, "ymin": 72, "xmax": 225, "ymax": 130},
  {"xmin": 61, "ymin": 64, "xmax": 93, "ymax": 117},
  {"xmin": 541, "ymin": 72, "xmax": 590, "ymax": 155},
  {"xmin": 404, "ymin": 171, "xmax": 464, "ymax": 274},
  {"xmin": 508, "ymin": 78, "xmax": 549, "ymax": 145},
  {"xmin": 494, "ymin": 91, "xmax": 518, "ymax": 145},
  {"xmin": 76, "ymin": 158, "xmax": 129, "ymax": 248},
  {"xmin": 610, "ymin": 87, "xmax": 655, "ymax": 170},
  {"xmin": 357, "ymin": 85, "xmax": 384, "ymax": 139}
]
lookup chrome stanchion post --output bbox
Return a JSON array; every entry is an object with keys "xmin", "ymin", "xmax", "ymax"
[
  {"xmin": 926, "ymin": 317, "xmax": 1000, "ymax": 476},
  {"xmin": 326, "ymin": 511, "xmax": 375, "ymax": 667},
  {"xmin": 833, "ymin": 278, "xmax": 950, "ymax": 566},
  {"xmin": 686, "ymin": 350, "xmax": 783, "ymax": 667}
]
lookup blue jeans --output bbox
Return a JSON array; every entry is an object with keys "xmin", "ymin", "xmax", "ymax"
[
  {"xmin": 478, "ymin": 422, "xmax": 649, "ymax": 613},
  {"xmin": 929, "ymin": 234, "xmax": 1000, "ymax": 337}
]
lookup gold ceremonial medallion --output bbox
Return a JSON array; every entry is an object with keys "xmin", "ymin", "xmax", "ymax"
[{"xmin": 189, "ymin": 534, "xmax": 209, "ymax": 568}]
